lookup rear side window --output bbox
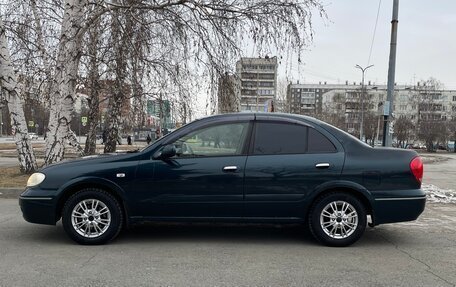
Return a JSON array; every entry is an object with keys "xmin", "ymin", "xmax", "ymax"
[
  {"xmin": 308, "ymin": 128, "xmax": 336, "ymax": 153},
  {"xmin": 253, "ymin": 122, "xmax": 307, "ymax": 155}
]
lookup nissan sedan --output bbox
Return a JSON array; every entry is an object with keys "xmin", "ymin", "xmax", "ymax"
[{"xmin": 20, "ymin": 113, "xmax": 425, "ymax": 246}]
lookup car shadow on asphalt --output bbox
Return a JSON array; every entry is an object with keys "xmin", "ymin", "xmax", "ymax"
[
  {"xmin": 17, "ymin": 222, "xmax": 404, "ymax": 247},
  {"xmin": 119, "ymin": 223, "xmax": 313, "ymax": 244}
]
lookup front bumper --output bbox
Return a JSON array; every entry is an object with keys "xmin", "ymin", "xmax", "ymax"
[
  {"xmin": 19, "ymin": 188, "xmax": 58, "ymax": 225},
  {"xmin": 372, "ymin": 189, "xmax": 426, "ymax": 225}
]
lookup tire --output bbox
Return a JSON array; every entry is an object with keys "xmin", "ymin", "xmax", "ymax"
[
  {"xmin": 308, "ymin": 192, "xmax": 367, "ymax": 247},
  {"xmin": 62, "ymin": 188, "xmax": 123, "ymax": 245}
]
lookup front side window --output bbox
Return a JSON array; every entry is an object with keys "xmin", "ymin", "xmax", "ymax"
[
  {"xmin": 253, "ymin": 122, "xmax": 307, "ymax": 155},
  {"xmin": 172, "ymin": 122, "xmax": 249, "ymax": 157}
]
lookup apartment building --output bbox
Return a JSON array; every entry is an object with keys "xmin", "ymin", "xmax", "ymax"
[
  {"xmin": 236, "ymin": 56, "xmax": 278, "ymax": 112},
  {"xmin": 288, "ymin": 81, "xmax": 456, "ymax": 135}
]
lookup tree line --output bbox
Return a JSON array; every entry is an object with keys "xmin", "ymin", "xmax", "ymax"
[{"xmin": 0, "ymin": 0, "xmax": 325, "ymax": 173}]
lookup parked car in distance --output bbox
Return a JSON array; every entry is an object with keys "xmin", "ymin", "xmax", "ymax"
[
  {"xmin": 20, "ymin": 113, "xmax": 425, "ymax": 247},
  {"xmin": 448, "ymin": 141, "xmax": 455, "ymax": 152},
  {"xmin": 28, "ymin": 133, "xmax": 39, "ymax": 140}
]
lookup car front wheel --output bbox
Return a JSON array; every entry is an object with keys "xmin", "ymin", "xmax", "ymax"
[
  {"xmin": 62, "ymin": 188, "xmax": 123, "ymax": 245},
  {"xmin": 309, "ymin": 192, "xmax": 367, "ymax": 247}
]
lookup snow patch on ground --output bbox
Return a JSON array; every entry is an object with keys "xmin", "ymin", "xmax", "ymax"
[
  {"xmin": 423, "ymin": 183, "xmax": 456, "ymax": 204},
  {"xmin": 420, "ymin": 155, "xmax": 448, "ymax": 164}
]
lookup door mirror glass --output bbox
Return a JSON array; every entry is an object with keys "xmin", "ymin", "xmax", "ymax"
[{"xmin": 154, "ymin": 144, "xmax": 176, "ymax": 159}]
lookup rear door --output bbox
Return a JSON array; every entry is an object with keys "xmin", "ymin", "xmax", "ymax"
[{"xmin": 243, "ymin": 119, "xmax": 344, "ymax": 218}]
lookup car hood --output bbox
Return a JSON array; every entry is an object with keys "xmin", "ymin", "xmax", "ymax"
[{"xmin": 40, "ymin": 151, "xmax": 142, "ymax": 172}]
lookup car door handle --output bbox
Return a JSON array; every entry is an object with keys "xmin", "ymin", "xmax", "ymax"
[
  {"xmin": 315, "ymin": 163, "xmax": 330, "ymax": 169},
  {"xmin": 223, "ymin": 166, "xmax": 238, "ymax": 172}
]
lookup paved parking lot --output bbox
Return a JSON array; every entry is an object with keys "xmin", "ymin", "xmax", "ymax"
[
  {"xmin": 424, "ymin": 153, "xmax": 456, "ymax": 190},
  {"xmin": 0, "ymin": 199, "xmax": 455, "ymax": 287},
  {"xmin": 1, "ymin": 152, "xmax": 455, "ymax": 286}
]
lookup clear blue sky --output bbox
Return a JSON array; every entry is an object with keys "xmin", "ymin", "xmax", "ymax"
[{"xmin": 275, "ymin": 0, "xmax": 456, "ymax": 89}]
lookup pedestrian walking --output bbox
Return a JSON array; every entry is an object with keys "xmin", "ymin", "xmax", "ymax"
[{"xmin": 102, "ymin": 130, "xmax": 107, "ymax": 144}]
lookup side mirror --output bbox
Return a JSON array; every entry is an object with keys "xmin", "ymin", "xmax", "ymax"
[{"xmin": 153, "ymin": 144, "xmax": 176, "ymax": 160}]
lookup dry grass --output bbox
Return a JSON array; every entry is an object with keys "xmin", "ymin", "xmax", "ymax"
[
  {"xmin": 0, "ymin": 143, "xmax": 46, "ymax": 151},
  {"xmin": 0, "ymin": 143, "xmax": 19, "ymax": 150},
  {"xmin": 0, "ymin": 142, "xmax": 148, "ymax": 188},
  {"xmin": 0, "ymin": 167, "xmax": 29, "ymax": 188}
]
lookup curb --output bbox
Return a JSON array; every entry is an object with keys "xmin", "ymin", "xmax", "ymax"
[{"xmin": 0, "ymin": 188, "xmax": 23, "ymax": 199}]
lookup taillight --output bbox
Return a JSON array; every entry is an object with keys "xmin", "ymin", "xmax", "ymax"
[{"xmin": 410, "ymin": 156, "xmax": 423, "ymax": 183}]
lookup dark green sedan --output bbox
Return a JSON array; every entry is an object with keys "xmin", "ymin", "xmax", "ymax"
[{"xmin": 20, "ymin": 113, "xmax": 425, "ymax": 246}]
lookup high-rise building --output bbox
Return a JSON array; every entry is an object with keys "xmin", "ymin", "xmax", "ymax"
[{"xmin": 236, "ymin": 56, "xmax": 278, "ymax": 112}]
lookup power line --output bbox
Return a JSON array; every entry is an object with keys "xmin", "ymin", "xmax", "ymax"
[{"xmin": 368, "ymin": 0, "xmax": 382, "ymax": 65}]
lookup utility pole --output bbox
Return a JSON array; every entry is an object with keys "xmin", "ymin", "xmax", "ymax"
[
  {"xmin": 383, "ymin": 0, "xmax": 399, "ymax": 147},
  {"xmin": 355, "ymin": 64, "xmax": 374, "ymax": 141},
  {"xmin": 0, "ymin": 106, "xmax": 3, "ymax": 137}
]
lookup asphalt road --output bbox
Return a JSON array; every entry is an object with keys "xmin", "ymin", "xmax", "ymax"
[
  {"xmin": 423, "ymin": 153, "xmax": 456, "ymax": 190},
  {"xmin": 0, "ymin": 157, "xmax": 19, "ymax": 168},
  {"xmin": 1, "ymin": 151, "xmax": 455, "ymax": 286},
  {"xmin": 0, "ymin": 199, "xmax": 455, "ymax": 287}
]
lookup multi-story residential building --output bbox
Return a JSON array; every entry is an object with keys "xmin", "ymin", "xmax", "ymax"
[
  {"xmin": 287, "ymin": 81, "xmax": 330, "ymax": 116},
  {"xmin": 287, "ymin": 81, "xmax": 456, "ymax": 138},
  {"xmin": 236, "ymin": 56, "xmax": 278, "ymax": 112}
]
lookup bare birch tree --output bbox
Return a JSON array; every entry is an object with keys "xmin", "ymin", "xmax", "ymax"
[
  {"xmin": 0, "ymin": 16, "xmax": 37, "ymax": 173},
  {"xmin": 83, "ymin": 20, "xmax": 101, "ymax": 155},
  {"xmin": 416, "ymin": 78, "xmax": 446, "ymax": 152},
  {"xmin": 394, "ymin": 117, "xmax": 414, "ymax": 148},
  {"xmin": 3, "ymin": 0, "xmax": 325, "ymax": 162}
]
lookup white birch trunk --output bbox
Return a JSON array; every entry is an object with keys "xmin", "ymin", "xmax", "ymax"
[
  {"xmin": 44, "ymin": 0, "xmax": 86, "ymax": 165},
  {"xmin": 84, "ymin": 23, "xmax": 100, "ymax": 155},
  {"xmin": 0, "ymin": 17, "xmax": 38, "ymax": 173},
  {"xmin": 104, "ymin": 7, "xmax": 129, "ymax": 153},
  {"xmin": 30, "ymin": 0, "xmax": 53, "ymax": 105}
]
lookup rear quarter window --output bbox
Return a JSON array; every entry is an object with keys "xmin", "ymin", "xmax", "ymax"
[{"xmin": 308, "ymin": 128, "xmax": 337, "ymax": 153}]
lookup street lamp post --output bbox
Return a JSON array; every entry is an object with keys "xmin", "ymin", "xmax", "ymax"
[{"xmin": 355, "ymin": 64, "xmax": 374, "ymax": 141}]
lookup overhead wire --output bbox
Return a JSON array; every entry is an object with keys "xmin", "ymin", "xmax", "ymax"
[{"xmin": 367, "ymin": 0, "xmax": 382, "ymax": 66}]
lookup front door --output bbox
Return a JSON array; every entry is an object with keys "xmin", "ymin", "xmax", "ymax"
[{"xmin": 134, "ymin": 121, "xmax": 251, "ymax": 219}]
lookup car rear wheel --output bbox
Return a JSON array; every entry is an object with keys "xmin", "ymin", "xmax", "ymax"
[
  {"xmin": 309, "ymin": 192, "xmax": 366, "ymax": 247},
  {"xmin": 62, "ymin": 188, "xmax": 123, "ymax": 245}
]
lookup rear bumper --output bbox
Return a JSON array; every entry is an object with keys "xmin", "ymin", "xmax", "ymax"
[
  {"xmin": 372, "ymin": 189, "xmax": 426, "ymax": 225},
  {"xmin": 19, "ymin": 190, "xmax": 58, "ymax": 225}
]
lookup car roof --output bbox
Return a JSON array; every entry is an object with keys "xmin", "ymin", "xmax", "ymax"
[{"xmin": 200, "ymin": 112, "xmax": 320, "ymax": 124}]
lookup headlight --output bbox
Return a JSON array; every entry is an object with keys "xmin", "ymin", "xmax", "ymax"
[{"xmin": 27, "ymin": 173, "xmax": 46, "ymax": 187}]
